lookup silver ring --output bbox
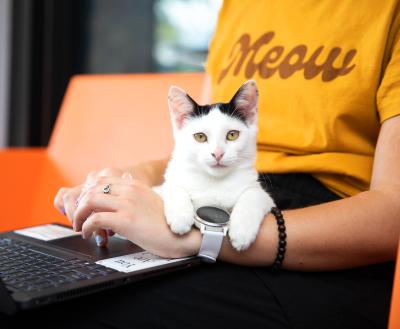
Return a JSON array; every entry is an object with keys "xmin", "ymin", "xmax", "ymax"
[{"xmin": 102, "ymin": 184, "xmax": 111, "ymax": 194}]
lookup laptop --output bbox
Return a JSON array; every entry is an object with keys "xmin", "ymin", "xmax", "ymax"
[{"xmin": 0, "ymin": 223, "xmax": 200, "ymax": 315}]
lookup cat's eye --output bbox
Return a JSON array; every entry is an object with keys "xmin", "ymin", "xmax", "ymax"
[
  {"xmin": 194, "ymin": 132, "xmax": 207, "ymax": 143},
  {"xmin": 226, "ymin": 130, "xmax": 240, "ymax": 141}
]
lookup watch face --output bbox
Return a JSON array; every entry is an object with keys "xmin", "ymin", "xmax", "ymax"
[{"xmin": 196, "ymin": 206, "xmax": 230, "ymax": 225}]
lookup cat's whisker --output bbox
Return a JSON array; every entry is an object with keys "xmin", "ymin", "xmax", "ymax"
[
  {"xmin": 224, "ymin": 156, "xmax": 252, "ymax": 162},
  {"xmin": 229, "ymin": 153, "xmax": 254, "ymax": 159},
  {"xmin": 258, "ymin": 173, "xmax": 273, "ymax": 191},
  {"xmin": 222, "ymin": 154, "xmax": 253, "ymax": 160}
]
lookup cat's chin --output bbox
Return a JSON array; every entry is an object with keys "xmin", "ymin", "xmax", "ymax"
[
  {"xmin": 210, "ymin": 163, "xmax": 228, "ymax": 169},
  {"xmin": 203, "ymin": 164, "xmax": 232, "ymax": 177}
]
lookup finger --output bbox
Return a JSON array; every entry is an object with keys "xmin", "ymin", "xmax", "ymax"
[
  {"xmin": 93, "ymin": 175, "xmax": 137, "ymax": 187},
  {"xmin": 78, "ymin": 181, "xmax": 135, "ymax": 198},
  {"xmin": 92, "ymin": 229, "xmax": 108, "ymax": 247},
  {"xmin": 84, "ymin": 170, "xmax": 99, "ymax": 188},
  {"xmin": 81, "ymin": 176, "xmax": 136, "ymax": 196},
  {"xmin": 73, "ymin": 192, "xmax": 125, "ymax": 232},
  {"xmin": 84, "ymin": 168, "xmax": 124, "ymax": 188},
  {"xmin": 83, "ymin": 168, "xmax": 127, "ymax": 192},
  {"xmin": 61, "ymin": 186, "xmax": 83, "ymax": 223},
  {"xmin": 54, "ymin": 187, "xmax": 68, "ymax": 215},
  {"xmin": 82, "ymin": 212, "xmax": 121, "ymax": 240}
]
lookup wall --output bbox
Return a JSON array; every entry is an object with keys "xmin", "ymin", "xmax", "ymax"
[{"xmin": 0, "ymin": 0, "xmax": 11, "ymax": 147}]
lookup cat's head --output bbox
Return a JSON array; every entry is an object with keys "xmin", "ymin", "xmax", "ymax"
[{"xmin": 167, "ymin": 80, "xmax": 259, "ymax": 177}]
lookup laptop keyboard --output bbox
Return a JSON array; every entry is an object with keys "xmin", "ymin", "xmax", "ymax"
[{"xmin": 0, "ymin": 237, "xmax": 118, "ymax": 293}]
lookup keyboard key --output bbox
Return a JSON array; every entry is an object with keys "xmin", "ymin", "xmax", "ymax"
[
  {"xmin": 0, "ymin": 237, "xmax": 117, "ymax": 292},
  {"xmin": 74, "ymin": 268, "xmax": 103, "ymax": 278}
]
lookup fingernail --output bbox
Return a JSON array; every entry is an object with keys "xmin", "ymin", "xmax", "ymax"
[
  {"xmin": 61, "ymin": 208, "xmax": 66, "ymax": 215},
  {"xmin": 95, "ymin": 235, "xmax": 104, "ymax": 246}
]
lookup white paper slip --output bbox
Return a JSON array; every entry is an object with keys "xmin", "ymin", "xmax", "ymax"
[
  {"xmin": 14, "ymin": 224, "xmax": 81, "ymax": 241},
  {"xmin": 96, "ymin": 251, "xmax": 192, "ymax": 273}
]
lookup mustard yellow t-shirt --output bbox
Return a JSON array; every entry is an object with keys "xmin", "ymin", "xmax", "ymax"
[{"xmin": 206, "ymin": 0, "xmax": 400, "ymax": 197}]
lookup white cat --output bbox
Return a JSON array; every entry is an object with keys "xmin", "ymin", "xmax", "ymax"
[{"xmin": 157, "ymin": 80, "xmax": 275, "ymax": 251}]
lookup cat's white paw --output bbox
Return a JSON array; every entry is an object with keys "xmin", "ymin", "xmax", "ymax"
[
  {"xmin": 228, "ymin": 211, "xmax": 263, "ymax": 251},
  {"xmin": 229, "ymin": 223, "xmax": 257, "ymax": 251},
  {"xmin": 165, "ymin": 201, "xmax": 195, "ymax": 235}
]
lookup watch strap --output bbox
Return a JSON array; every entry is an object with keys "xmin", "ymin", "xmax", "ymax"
[{"xmin": 198, "ymin": 230, "xmax": 224, "ymax": 263}]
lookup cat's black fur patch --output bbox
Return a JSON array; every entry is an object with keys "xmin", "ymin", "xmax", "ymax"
[{"xmin": 185, "ymin": 94, "xmax": 247, "ymax": 124}]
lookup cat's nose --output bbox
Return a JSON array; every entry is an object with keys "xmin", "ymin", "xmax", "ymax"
[{"xmin": 211, "ymin": 150, "xmax": 224, "ymax": 161}]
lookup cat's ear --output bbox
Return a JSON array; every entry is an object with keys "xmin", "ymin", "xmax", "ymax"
[
  {"xmin": 230, "ymin": 80, "xmax": 259, "ymax": 124},
  {"xmin": 168, "ymin": 86, "xmax": 196, "ymax": 129}
]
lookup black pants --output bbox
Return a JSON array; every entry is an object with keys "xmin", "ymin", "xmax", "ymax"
[{"xmin": 2, "ymin": 174, "xmax": 395, "ymax": 329}]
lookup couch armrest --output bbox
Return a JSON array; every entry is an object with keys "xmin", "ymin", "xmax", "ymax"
[{"xmin": 0, "ymin": 148, "xmax": 69, "ymax": 232}]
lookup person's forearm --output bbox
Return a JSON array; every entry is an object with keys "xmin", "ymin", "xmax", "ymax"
[
  {"xmin": 218, "ymin": 190, "xmax": 400, "ymax": 271},
  {"xmin": 123, "ymin": 156, "xmax": 170, "ymax": 186}
]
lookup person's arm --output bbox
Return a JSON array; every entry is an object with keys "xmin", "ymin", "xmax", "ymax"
[
  {"xmin": 123, "ymin": 157, "xmax": 170, "ymax": 187},
  {"xmin": 218, "ymin": 115, "xmax": 400, "ymax": 271}
]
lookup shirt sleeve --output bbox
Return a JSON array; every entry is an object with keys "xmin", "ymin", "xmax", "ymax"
[{"xmin": 376, "ymin": 10, "xmax": 400, "ymax": 123}]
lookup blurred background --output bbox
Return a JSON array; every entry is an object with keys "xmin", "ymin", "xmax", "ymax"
[{"xmin": 0, "ymin": 0, "xmax": 222, "ymax": 148}]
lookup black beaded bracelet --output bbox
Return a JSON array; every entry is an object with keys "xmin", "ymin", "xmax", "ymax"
[{"xmin": 270, "ymin": 207, "xmax": 287, "ymax": 272}]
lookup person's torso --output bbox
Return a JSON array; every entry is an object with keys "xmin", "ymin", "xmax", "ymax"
[{"xmin": 206, "ymin": 0, "xmax": 399, "ymax": 197}]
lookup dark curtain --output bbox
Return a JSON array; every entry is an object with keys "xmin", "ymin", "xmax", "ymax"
[
  {"xmin": 9, "ymin": 0, "xmax": 154, "ymax": 146},
  {"xmin": 9, "ymin": 0, "xmax": 87, "ymax": 146}
]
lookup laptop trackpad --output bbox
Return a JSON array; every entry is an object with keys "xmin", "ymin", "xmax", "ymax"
[{"xmin": 49, "ymin": 235, "xmax": 143, "ymax": 261}]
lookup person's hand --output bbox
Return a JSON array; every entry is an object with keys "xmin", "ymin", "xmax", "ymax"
[
  {"xmin": 72, "ymin": 175, "xmax": 201, "ymax": 258},
  {"xmin": 54, "ymin": 167, "xmax": 126, "ymax": 246}
]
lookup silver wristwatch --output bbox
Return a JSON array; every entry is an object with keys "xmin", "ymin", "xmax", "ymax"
[{"xmin": 194, "ymin": 206, "xmax": 230, "ymax": 263}]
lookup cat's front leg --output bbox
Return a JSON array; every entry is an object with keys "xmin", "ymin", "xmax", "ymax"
[
  {"xmin": 161, "ymin": 184, "xmax": 195, "ymax": 235},
  {"xmin": 229, "ymin": 187, "xmax": 275, "ymax": 251}
]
